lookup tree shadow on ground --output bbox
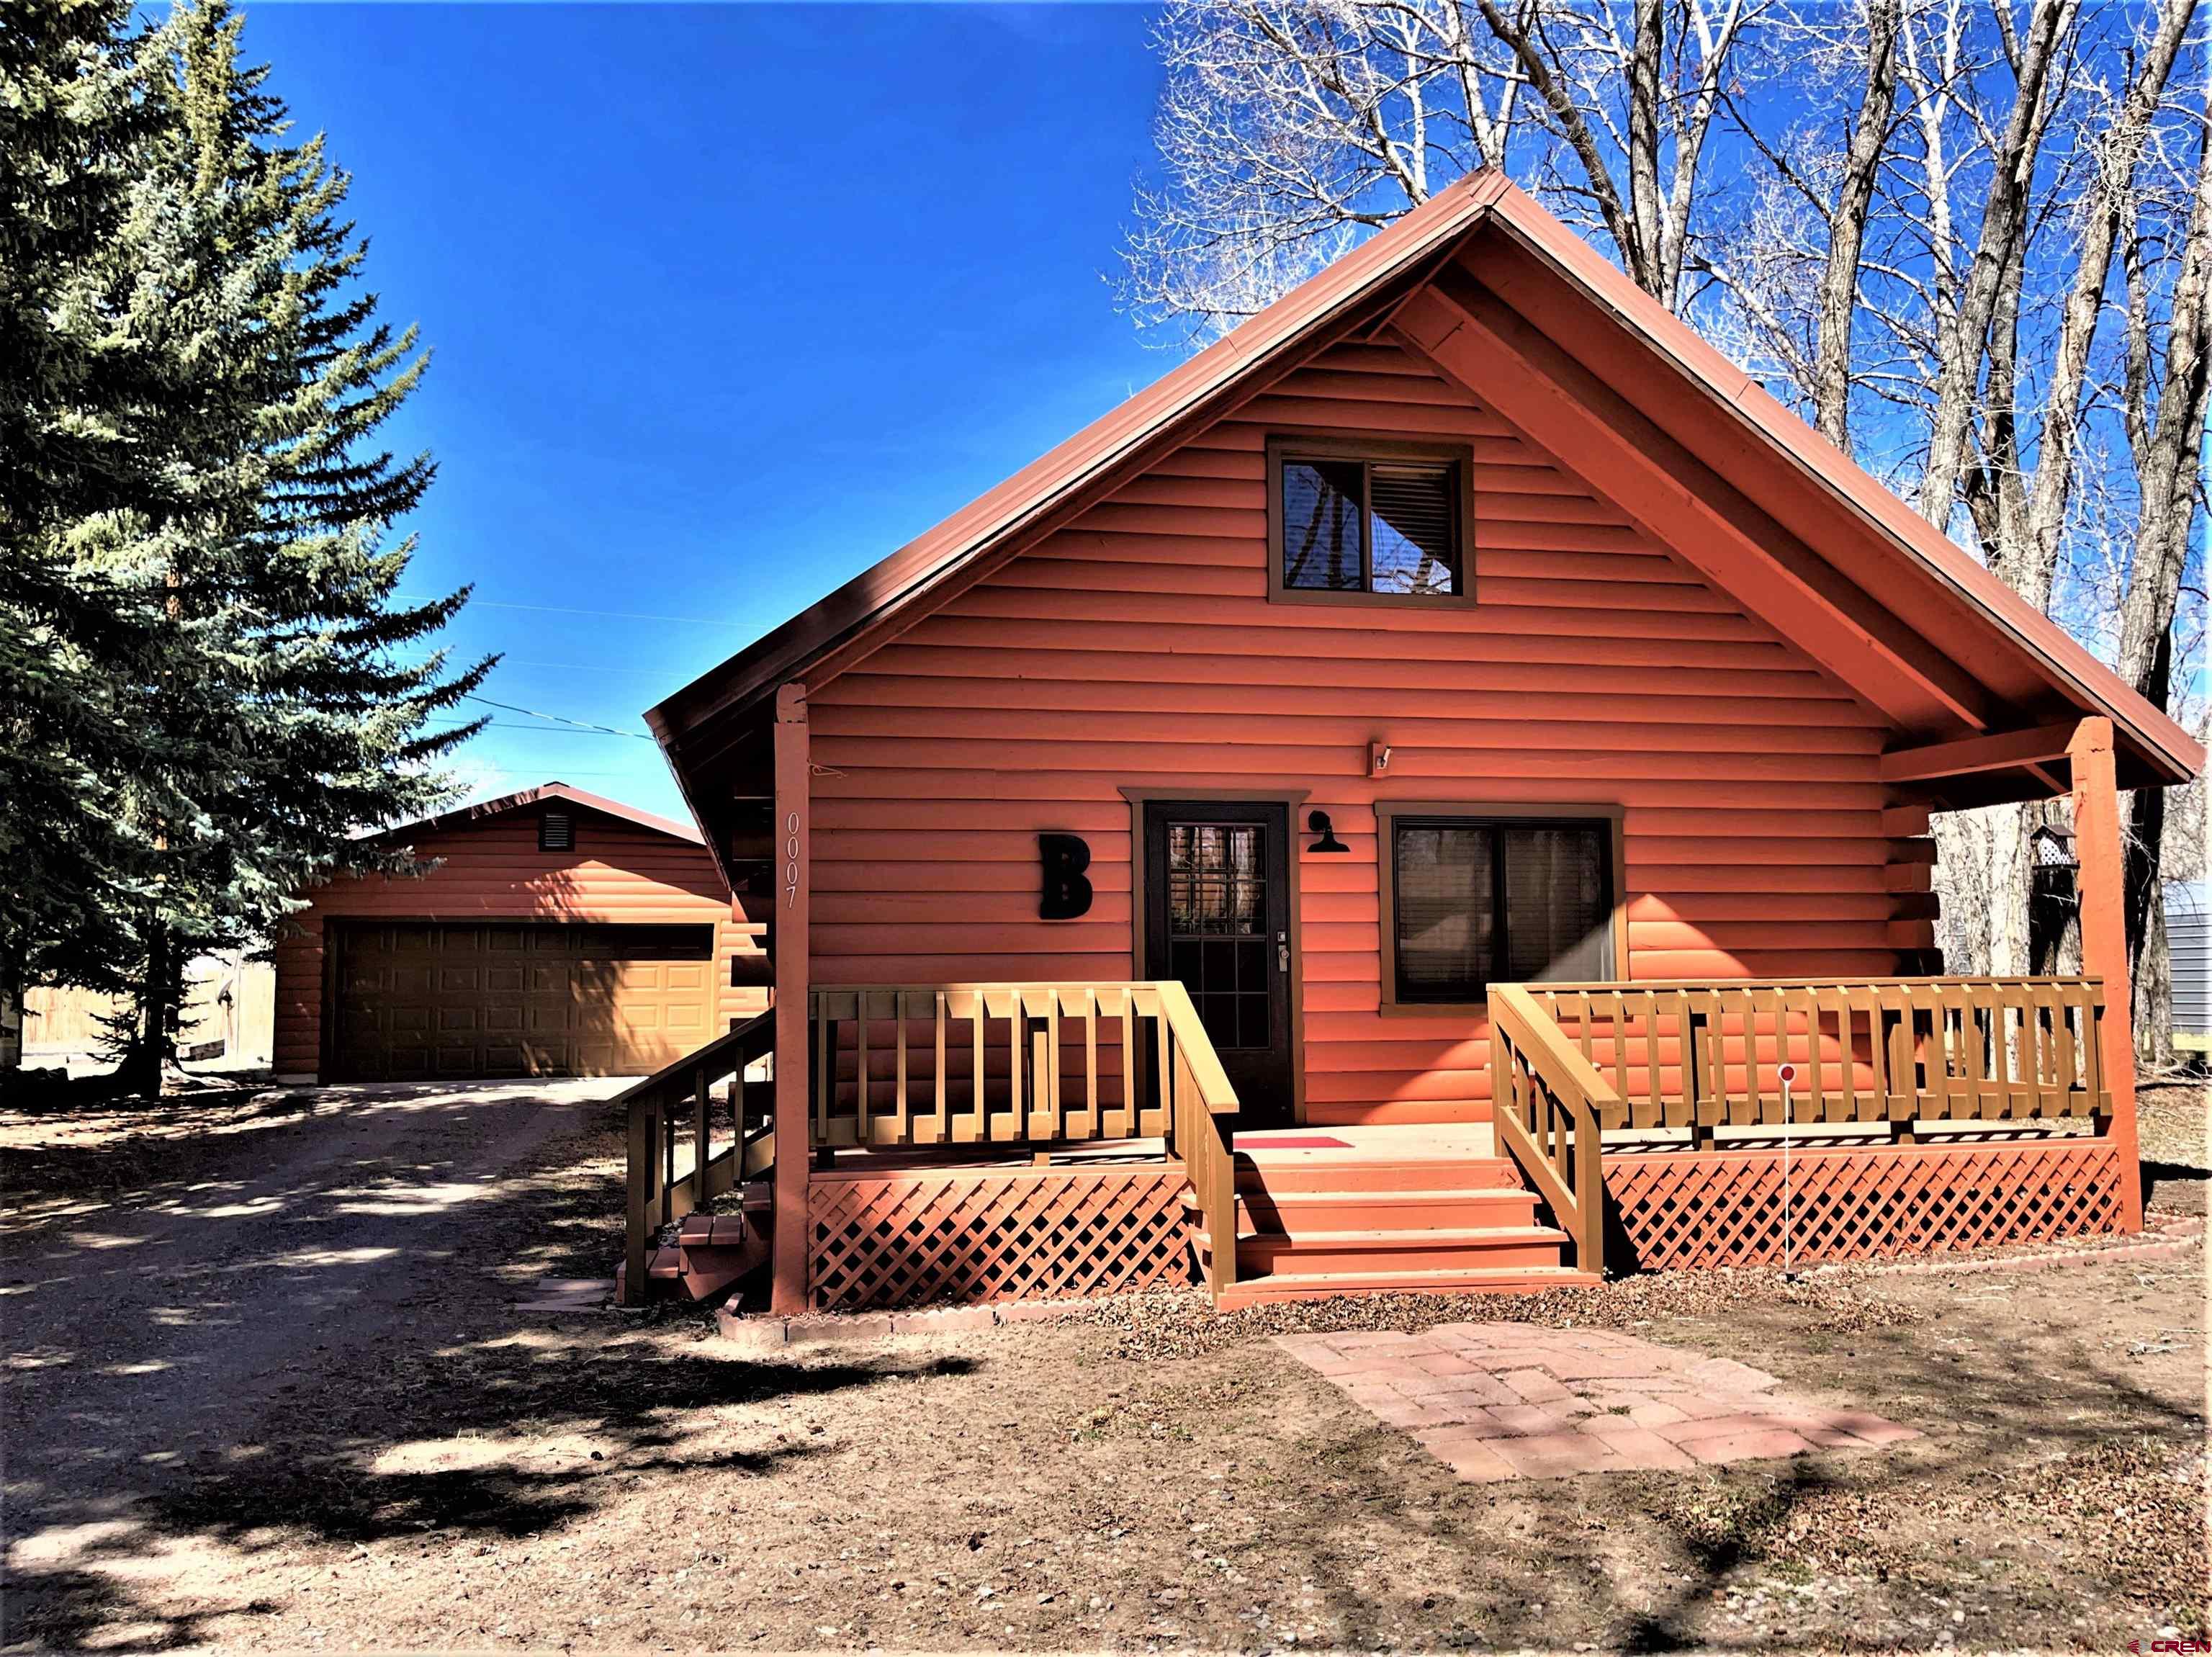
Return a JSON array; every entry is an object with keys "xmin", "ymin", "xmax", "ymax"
[
  {"xmin": 1277, "ymin": 1283, "xmax": 2206, "ymax": 1653},
  {"xmin": 1, "ymin": 1085, "xmax": 979, "ymax": 1651}
]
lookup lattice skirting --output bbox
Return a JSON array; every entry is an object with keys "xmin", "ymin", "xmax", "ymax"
[
  {"xmin": 1605, "ymin": 1137, "xmax": 2126, "ymax": 1271},
  {"xmin": 808, "ymin": 1164, "xmax": 1197, "ymax": 1311}
]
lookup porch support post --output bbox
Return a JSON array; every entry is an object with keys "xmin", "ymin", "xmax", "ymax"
[
  {"xmin": 2067, "ymin": 717, "xmax": 2142, "ymax": 1231},
  {"xmin": 771, "ymin": 683, "xmax": 813, "ymax": 1314}
]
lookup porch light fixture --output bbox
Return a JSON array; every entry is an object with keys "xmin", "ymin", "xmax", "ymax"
[{"xmin": 1306, "ymin": 810, "xmax": 1349, "ymax": 854}]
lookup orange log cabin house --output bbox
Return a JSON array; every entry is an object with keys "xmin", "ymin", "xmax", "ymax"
[{"xmin": 619, "ymin": 172, "xmax": 2202, "ymax": 1314}]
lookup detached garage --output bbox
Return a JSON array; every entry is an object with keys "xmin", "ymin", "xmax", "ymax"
[{"xmin": 274, "ymin": 783, "xmax": 763, "ymax": 1084}]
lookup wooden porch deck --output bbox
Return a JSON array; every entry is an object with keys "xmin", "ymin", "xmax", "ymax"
[
  {"xmin": 805, "ymin": 1121, "xmax": 1500, "ymax": 1174},
  {"xmin": 618, "ymin": 974, "xmax": 2139, "ymax": 1311},
  {"xmin": 1231, "ymin": 1121, "xmax": 1499, "ymax": 1166}
]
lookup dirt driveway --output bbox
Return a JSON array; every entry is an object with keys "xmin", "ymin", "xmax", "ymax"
[
  {"xmin": 1, "ymin": 1078, "xmax": 622, "ymax": 1648},
  {"xmin": 3, "ymin": 1082, "xmax": 2206, "ymax": 1653}
]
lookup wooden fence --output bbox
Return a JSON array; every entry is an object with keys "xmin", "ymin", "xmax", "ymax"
[
  {"xmin": 809, "ymin": 983, "xmax": 1186, "ymax": 1148},
  {"xmin": 1486, "ymin": 976, "xmax": 2116, "ymax": 1275},
  {"xmin": 24, "ymin": 959, "xmax": 274, "ymax": 1064}
]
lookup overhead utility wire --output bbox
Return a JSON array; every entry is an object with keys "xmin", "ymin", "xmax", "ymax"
[{"xmin": 460, "ymin": 693, "xmax": 655, "ymax": 740}]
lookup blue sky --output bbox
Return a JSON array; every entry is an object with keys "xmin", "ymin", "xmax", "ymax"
[{"xmin": 242, "ymin": 4, "xmax": 1169, "ymax": 822}]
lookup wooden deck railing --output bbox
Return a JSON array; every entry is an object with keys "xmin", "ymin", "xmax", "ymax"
[
  {"xmin": 1485, "ymin": 975, "xmax": 2115, "ymax": 1276},
  {"xmin": 1519, "ymin": 976, "xmax": 2112, "ymax": 1136},
  {"xmin": 810, "ymin": 983, "xmax": 1184, "ymax": 1147},
  {"xmin": 1486, "ymin": 984, "xmax": 1609, "ymax": 1271},
  {"xmin": 809, "ymin": 982, "xmax": 1242, "ymax": 1298},
  {"xmin": 619, "ymin": 1009, "xmax": 776, "ymax": 1306}
]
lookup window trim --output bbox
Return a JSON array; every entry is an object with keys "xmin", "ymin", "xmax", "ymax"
[
  {"xmin": 1374, "ymin": 801, "xmax": 1628, "ymax": 1015},
  {"xmin": 1265, "ymin": 434, "xmax": 1478, "ymax": 609}
]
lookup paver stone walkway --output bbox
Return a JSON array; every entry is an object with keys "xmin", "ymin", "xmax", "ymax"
[{"xmin": 1274, "ymin": 1321, "xmax": 1918, "ymax": 1482}]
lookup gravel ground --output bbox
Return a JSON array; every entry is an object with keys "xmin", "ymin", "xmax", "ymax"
[{"xmin": 3, "ymin": 1082, "xmax": 2205, "ymax": 1653}]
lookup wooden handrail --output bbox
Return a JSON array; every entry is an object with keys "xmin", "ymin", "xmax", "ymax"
[
  {"xmin": 620, "ymin": 1009, "xmax": 777, "ymax": 1307},
  {"xmin": 1516, "ymin": 976, "xmax": 2110, "ymax": 1135},
  {"xmin": 1154, "ymin": 982, "xmax": 1239, "ymax": 1115},
  {"xmin": 1155, "ymin": 981, "xmax": 1241, "ymax": 1304},
  {"xmin": 1486, "ymin": 984, "xmax": 1609, "ymax": 1272}
]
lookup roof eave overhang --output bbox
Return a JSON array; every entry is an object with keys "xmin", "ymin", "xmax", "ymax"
[{"xmin": 364, "ymin": 781, "xmax": 707, "ymax": 851}]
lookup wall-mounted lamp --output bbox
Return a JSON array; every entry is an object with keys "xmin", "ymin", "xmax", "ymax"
[
  {"xmin": 1306, "ymin": 809, "xmax": 1349, "ymax": 854},
  {"xmin": 1368, "ymin": 741, "xmax": 1393, "ymax": 778}
]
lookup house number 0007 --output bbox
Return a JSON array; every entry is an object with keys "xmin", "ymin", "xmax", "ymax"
[{"xmin": 783, "ymin": 810, "xmax": 801, "ymax": 908}]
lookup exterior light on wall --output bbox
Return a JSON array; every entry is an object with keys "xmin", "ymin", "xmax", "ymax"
[
  {"xmin": 1306, "ymin": 810, "xmax": 1349, "ymax": 854},
  {"xmin": 1368, "ymin": 741, "xmax": 1392, "ymax": 778}
]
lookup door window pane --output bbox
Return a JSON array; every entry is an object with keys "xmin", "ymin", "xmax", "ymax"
[{"xmin": 1164, "ymin": 819, "xmax": 1270, "ymax": 1048}]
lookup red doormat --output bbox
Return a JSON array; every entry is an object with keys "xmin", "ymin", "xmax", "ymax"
[{"xmin": 1236, "ymin": 1134, "xmax": 1353, "ymax": 1151}]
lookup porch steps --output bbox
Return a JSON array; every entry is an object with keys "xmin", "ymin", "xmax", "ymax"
[
  {"xmin": 1238, "ymin": 1185, "xmax": 1542, "ymax": 1231},
  {"xmin": 1187, "ymin": 1133, "xmax": 1600, "ymax": 1305},
  {"xmin": 1215, "ymin": 1264, "xmax": 1601, "ymax": 1309},
  {"xmin": 1240, "ymin": 1223, "xmax": 1572, "ymax": 1276},
  {"xmin": 616, "ymin": 1187, "xmax": 772, "ymax": 1304}
]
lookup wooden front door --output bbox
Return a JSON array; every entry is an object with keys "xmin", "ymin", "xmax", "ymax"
[{"xmin": 1143, "ymin": 802, "xmax": 1295, "ymax": 1128}]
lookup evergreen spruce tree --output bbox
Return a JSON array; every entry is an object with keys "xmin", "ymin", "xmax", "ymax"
[
  {"xmin": 1, "ymin": 0, "xmax": 490, "ymax": 1088},
  {"xmin": 0, "ymin": 0, "xmax": 179, "ymax": 1019}
]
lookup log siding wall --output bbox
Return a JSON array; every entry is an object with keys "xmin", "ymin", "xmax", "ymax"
[
  {"xmin": 274, "ymin": 814, "xmax": 765, "ymax": 1082},
  {"xmin": 805, "ymin": 338, "xmax": 1928, "ymax": 1126}
]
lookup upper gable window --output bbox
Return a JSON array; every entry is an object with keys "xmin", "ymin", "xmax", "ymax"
[{"xmin": 1267, "ymin": 438, "xmax": 1472, "ymax": 606}]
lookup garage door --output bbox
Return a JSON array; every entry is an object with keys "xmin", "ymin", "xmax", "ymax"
[{"xmin": 330, "ymin": 922, "xmax": 718, "ymax": 1081}]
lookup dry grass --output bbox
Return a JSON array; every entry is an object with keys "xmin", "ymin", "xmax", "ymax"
[{"xmin": 4, "ymin": 1089, "xmax": 2206, "ymax": 1654}]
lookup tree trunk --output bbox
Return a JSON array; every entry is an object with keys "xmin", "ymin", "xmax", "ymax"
[
  {"xmin": 115, "ymin": 920, "xmax": 174, "ymax": 1100},
  {"xmin": 2131, "ymin": 858, "xmax": 2174, "ymax": 1068},
  {"xmin": 2020, "ymin": 0, "xmax": 2198, "ymax": 590},
  {"xmin": 2111, "ymin": 66, "xmax": 2211, "ymax": 1068},
  {"xmin": 1810, "ymin": 0, "xmax": 1901, "ymax": 449},
  {"xmin": 2116, "ymin": 106, "xmax": 2212, "ymax": 691},
  {"xmin": 1915, "ymin": 0, "xmax": 2079, "ymax": 531},
  {"xmin": 0, "ymin": 972, "xmax": 19, "ymax": 1076},
  {"xmin": 2126, "ymin": 630, "xmax": 2176, "ymax": 1067}
]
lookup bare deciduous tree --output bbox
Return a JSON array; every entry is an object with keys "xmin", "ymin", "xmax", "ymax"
[
  {"xmin": 1124, "ymin": 0, "xmax": 2210, "ymax": 1055},
  {"xmin": 1122, "ymin": 0, "xmax": 1763, "ymax": 336}
]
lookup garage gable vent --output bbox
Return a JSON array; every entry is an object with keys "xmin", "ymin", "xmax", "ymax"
[{"xmin": 539, "ymin": 810, "xmax": 575, "ymax": 852}]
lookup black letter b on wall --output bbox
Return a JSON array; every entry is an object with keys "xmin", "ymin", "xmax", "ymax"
[{"xmin": 1038, "ymin": 833, "xmax": 1092, "ymax": 920}]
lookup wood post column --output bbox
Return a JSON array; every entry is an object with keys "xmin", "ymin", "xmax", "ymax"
[
  {"xmin": 771, "ymin": 683, "xmax": 813, "ymax": 1313},
  {"xmin": 2067, "ymin": 717, "xmax": 2142, "ymax": 1231}
]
